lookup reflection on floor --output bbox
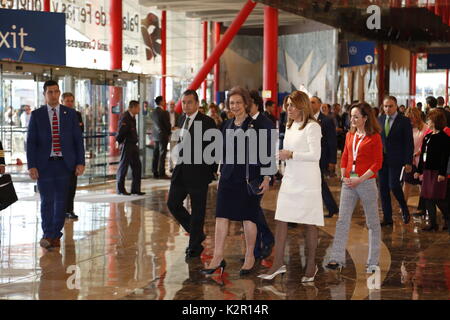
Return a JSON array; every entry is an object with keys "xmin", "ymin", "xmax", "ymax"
[{"xmin": 0, "ymin": 177, "xmax": 449, "ymax": 300}]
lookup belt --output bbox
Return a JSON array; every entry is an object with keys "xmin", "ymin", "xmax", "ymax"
[{"xmin": 49, "ymin": 156, "xmax": 64, "ymax": 161}]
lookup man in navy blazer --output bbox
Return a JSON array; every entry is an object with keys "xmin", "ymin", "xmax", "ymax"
[
  {"xmin": 27, "ymin": 80, "xmax": 85, "ymax": 249},
  {"xmin": 378, "ymin": 96, "xmax": 414, "ymax": 226},
  {"xmin": 249, "ymin": 90, "xmax": 275, "ymax": 259},
  {"xmin": 310, "ymin": 96, "xmax": 339, "ymax": 218}
]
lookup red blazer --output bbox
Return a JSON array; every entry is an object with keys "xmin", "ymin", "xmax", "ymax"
[{"xmin": 341, "ymin": 132, "xmax": 383, "ymax": 179}]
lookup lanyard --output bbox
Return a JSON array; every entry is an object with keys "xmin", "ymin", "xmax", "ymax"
[{"xmin": 352, "ymin": 133, "xmax": 365, "ymax": 173}]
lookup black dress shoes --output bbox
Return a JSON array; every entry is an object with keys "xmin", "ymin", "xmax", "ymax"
[
  {"xmin": 66, "ymin": 212, "xmax": 79, "ymax": 219},
  {"xmin": 159, "ymin": 175, "xmax": 171, "ymax": 180},
  {"xmin": 185, "ymin": 245, "xmax": 204, "ymax": 259},
  {"xmin": 325, "ymin": 212, "xmax": 338, "ymax": 218},
  {"xmin": 260, "ymin": 242, "xmax": 274, "ymax": 259},
  {"xmin": 118, "ymin": 191, "xmax": 131, "ymax": 196},
  {"xmin": 402, "ymin": 212, "xmax": 411, "ymax": 224},
  {"xmin": 132, "ymin": 192, "xmax": 146, "ymax": 196},
  {"xmin": 380, "ymin": 220, "xmax": 393, "ymax": 227},
  {"xmin": 422, "ymin": 224, "xmax": 438, "ymax": 232}
]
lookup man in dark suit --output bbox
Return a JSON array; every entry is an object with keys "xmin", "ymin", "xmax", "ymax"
[
  {"xmin": 310, "ymin": 96, "xmax": 339, "ymax": 218},
  {"xmin": 249, "ymin": 90, "xmax": 275, "ymax": 259},
  {"xmin": 61, "ymin": 92, "xmax": 84, "ymax": 220},
  {"xmin": 378, "ymin": 96, "xmax": 414, "ymax": 226},
  {"xmin": 0, "ymin": 140, "xmax": 5, "ymax": 174},
  {"xmin": 27, "ymin": 80, "xmax": 85, "ymax": 249},
  {"xmin": 116, "ymin": 100, "xmax": 145, "ymax": 196},
  {"xmin": 168, "ymin": 100, "xmax": 181, "ymax": 172},
  {"xmin": 151, "ymin": 96, "xmax": 171, "ymax": 179},
  {"xmin": 436, "ymin": 96, "xmax": 450, "ymax": 125},
  {"xmin": 167, "ymin": 89, "xmax": 217, "ymax": 259},
  {"xmin": 264, "ymin": 100, "xmax": 277, "ymax": 126}
]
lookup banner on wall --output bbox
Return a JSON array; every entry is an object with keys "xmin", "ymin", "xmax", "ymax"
[
  {"xmin": 340, "ymin": 41, "xmax": 375, "ymax": 68},
  {"xmin": 0, "ymin": 8, "xmax": 66, "ymax": 65}
]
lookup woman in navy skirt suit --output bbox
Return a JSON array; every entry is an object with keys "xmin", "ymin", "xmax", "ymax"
[{"xmin": 201, "ymin": 87, "xmax": 274, "ymax": 276}]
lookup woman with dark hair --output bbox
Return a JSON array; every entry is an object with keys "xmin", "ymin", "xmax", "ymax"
[
  {"xmin": 201, "ymin": 86, "xmax": 273, "ymax": 276},
  {"xmin": 415, "ymin": 109, "xmax": 450, "ymax": 231},
  {"xmin": 258, "ymin": 90, "xmax": 323, "ymax": 282},
  {"xmin": 326, "ymin": 102, "xmax": 383, "ymax": 273}
]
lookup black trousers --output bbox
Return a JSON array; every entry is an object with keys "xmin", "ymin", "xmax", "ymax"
[
  {"xmin": 167, "ymin": 177, "xmax": 208, "ymax": 251},
  {"xmin": 379, "ymin": 160, "xmax": 409, "ymax": 222},
  {"xmin": 66, "ymin": 172, "xmax": 77, "ymax": 213},
  {"xmin": 152, "ymin": 139, "xmax": 168, "ymax": 176},
  {"xmin": 321, "ymin": 170, "xmax": 339, "ymax": 215},
  {"xmin": 116, "ymin": 144, "xmax": 142, "ymax": 193}
]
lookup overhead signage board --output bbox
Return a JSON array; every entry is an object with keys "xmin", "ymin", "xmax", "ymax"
[
  {"xmin": 0, "ymin": 8, "xmax": 66, "ymax": 65},
  {"xmin": 340, "ymin": 41, "xmax": 375, "ymax": 68}
]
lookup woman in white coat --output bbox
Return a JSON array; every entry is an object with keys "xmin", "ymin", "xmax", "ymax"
[{"xmin": 258, "ymin": 90, "xmax": 324, "ymax": 282}]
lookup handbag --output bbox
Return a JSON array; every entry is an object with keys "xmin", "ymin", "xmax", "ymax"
[
  {"xmin": 245, "ymin": 120, "xmax": 263, "ymax": 196},
  {"xmin": 0, "ymin": 174, "xmax": 18, "ymax": 211}
]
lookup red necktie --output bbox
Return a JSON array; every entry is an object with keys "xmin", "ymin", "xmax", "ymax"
[{"xmin": 52, "ymin": 109, "xmax": 61, "ymax": 156}]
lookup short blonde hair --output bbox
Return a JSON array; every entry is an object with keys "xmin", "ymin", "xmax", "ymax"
[{"xmin": 405, "ymin": 107, "xmax": 425, "ymax": 130}]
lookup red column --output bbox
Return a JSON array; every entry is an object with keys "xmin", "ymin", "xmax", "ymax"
[
  {"xmin": 263, "ymin": 6, "xmax": 278, "ymax": 115},
  {"xmin": 410, "ymin": 53, "xmax": 417, "ymax": 106},
  {"xmin": 214, "ymin": 22, "xmax": 222, "ymax": 104},
  {"xmin": 378, "ymin": 44, "xmax": 385, "ymax": 107},
  {"xmin": 161, "ymin": 11, "xmax": 167, "ymax": 102},
  {"xmin": 43, "ymin": 0, "xmax": 50, "ymax": 11},
  {"xmin": 446, "ymin": 69, "xmax": 449, "ymax": 105},
  {"xmin": 109, "ymin": 0, "xmax": 122, "ymax": 157},
  {"xmin": 427, "ymin": 0, "xmax": 435, "ymax": 12},
  {"xmin": 175, "ymin": 0, "xmax": 257, "ymax": 113},
  {"xmin": 202, "ymin": 21, "xmax": 208, "ymax": 101}
]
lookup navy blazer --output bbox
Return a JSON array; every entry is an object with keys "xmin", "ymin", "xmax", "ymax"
[
  {"xmin": 318, "ymin": 112, "xmax": 337, "ymax": 170},
  {"xmin": 378, "ymin": 113, "xmax": 414, "ymax": 167},
  {"xmin": 220, "ymin": 115, "xmax": 276, "ymax": 182},
  {"xmin": 27, "ymin": 105, "xmax": 85, "ymax": 172}
]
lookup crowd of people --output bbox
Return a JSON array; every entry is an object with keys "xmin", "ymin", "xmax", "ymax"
[{"xmin": 0, "ymin": 80, "xmax": 449, "ymax": 284}]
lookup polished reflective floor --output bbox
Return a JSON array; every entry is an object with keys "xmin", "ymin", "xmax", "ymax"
[{"xmin": 0, "ymin": 175, "xmax": 449, "ymax": 300}]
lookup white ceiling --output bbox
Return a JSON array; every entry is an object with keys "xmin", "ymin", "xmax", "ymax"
[{"xmin": 138, "ymin": 0, "xmax": 307, "ymax": 27}]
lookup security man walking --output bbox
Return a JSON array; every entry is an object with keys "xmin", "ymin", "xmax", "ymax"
[{"xmin": 116, "ymin": 100, "xmax": 145, "ymax": 196}]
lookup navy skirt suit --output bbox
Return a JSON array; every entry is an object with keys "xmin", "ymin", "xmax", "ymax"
[{"xmin": 216, "ymin": 116, "xmax": 274, "ymax": 223}]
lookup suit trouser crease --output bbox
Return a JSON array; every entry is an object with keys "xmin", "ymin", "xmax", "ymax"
[
  {"xmin": 117, "ymin": 145, "xmax": 142, "ymax": 193},
  {"xmin": 152, "ymin": 139, "xmax": 168, "ymax": 176},
  {"xmin": 321, "ymin": 171, "xmax": 339, "ymax": 214},
  {"xmin": 66, "ymin": 173, "xmax": 77, "ymax": 213},
  {"xmin": 168, "ymin": 179, "xmax": 208, "ymax": 250},
  {"xmin": 329, "ymin": 179, "xmax": 381, "ymax": 267},
  {"xmin": 379, "ymin": 161, "xmax": 409, "ymax": 222},
  {"xmin": 37, "ymin": 161, "xmax": 71, "ymax": 239},
  {"xmin": 254, "ymin": 195, "xmax": 274, "ymax": 256}
]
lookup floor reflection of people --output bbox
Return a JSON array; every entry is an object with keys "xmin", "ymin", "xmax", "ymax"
[
  {"xmin": 39, "ymin": 251, "xmax": 79, "ymax": 300},
  {"xmin": 173, "ymin": 258, "xmax": 205, "ymax": 300},
  {"xmin": 115, "ymin": 202, "xmax": 141, "ymax": 286}
]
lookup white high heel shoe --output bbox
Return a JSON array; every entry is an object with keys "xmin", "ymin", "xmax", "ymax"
[
  {"xmin": 258, "ymin": 265, "xmax": 287, "ymax": 280},
  {"xmin": 301, "ymin": 265, "xmax": 319, "ymax": 283}
]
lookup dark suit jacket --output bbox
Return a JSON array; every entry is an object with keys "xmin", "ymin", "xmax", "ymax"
[
  {"xmin": 27, "ymin": 105, "xmax": 85, "ymax": 172},
  {"xmin": 151, "ymin": 106, "xmax": 171, "ymax": 141},
  {"xmin": 317, "ymin": 112, "xmax": 337, "ymax": 170},
  {"xmin": 220, "ymin": 116, "xmax": 276, "ymax": 182},
  {"xmin": 0, "ymin": 140, "xmax": 4, "ymax": 166},
  {"xmin": 76, "ymin": 111, "xmax": 84, "ymax": 133},
  {"xmin": 116, "ymin": 111, "xmax": 139, "ymax": 147},
  {"xmin": 378, "ymin": 113, "xmax": 414, "ymax": 167},
  {"xmin": 171, "ymin": 112, "xmax": 218, "ymax": 187},
  {"xmin": 417, "ymin": 131, "xmax": 450, "ymax": 176}
]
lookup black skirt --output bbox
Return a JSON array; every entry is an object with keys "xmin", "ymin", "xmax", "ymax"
[{"xmin": 215, "ymin": 178, "xmax": 260, "ymax": 223}]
